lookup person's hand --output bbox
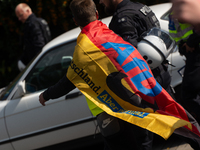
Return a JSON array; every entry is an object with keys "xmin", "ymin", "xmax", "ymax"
[
  {"xmin": 171, "ymin": 0, "xmax": 200, "ymax": 31},
  {"xmin": 39, "ymin": 93, "xmax": 47, "ymax": 106},
  {"xmin": 182, "ymin": 43, "xmax": 194, "ymax": 53}
]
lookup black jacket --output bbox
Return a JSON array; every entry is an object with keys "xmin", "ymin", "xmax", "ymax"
[
  {"xmin": 109, "ymin": 0, "xmax": 173, "ymax": 95},
  {"xmin": 109, "ymin": 0, "xmax": 160, "ymax": 47},
  {"xmin": 43, "ymin": 75, "xmax": 75, "ymax": 101},
  {"xmin": 21, "ymin": 14, "xmax": 47, "ymax": 65}
]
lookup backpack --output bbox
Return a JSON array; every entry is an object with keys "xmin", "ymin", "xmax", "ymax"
[{"xmin": 36, "ymin": 18, "xmax": 51, "ymax": 44}]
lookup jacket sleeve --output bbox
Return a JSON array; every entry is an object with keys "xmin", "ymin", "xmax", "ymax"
[
  {"xmin": 21, "ymin": 21, "xmax": 46, "ymax": 65},
  {"xmin": 29, "ymin": 21, "xmax": 46, "ymax": 53},
  {"xmin": 186, "ymin": 30, "xmax": 200, "ymax": 48},
  {"xmin": 43, "ymin": 75, "xmax": 76, "ymax": 101},
  {"xmin": 109, "ymin": 13, "xmax": 148, "ymax": 47},
  {"xmin": 122, "ymin": 15, "xmax": 148, "ymax": 47},
  {"xmin": 109, "ymin": 15, "xmax": 139, "ymax": 47}
]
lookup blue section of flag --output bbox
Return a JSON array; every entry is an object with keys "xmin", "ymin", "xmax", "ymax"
[
  {"xmin": 122, "ymin": 110, "xmax": 149, "ymax": 118},
  {"xmin": 102, "ymin": 42, "xmax": 162, "ymax": 97},
  {"xmin": 98, "ymin": 90, "xmax": 149, "ymax": 118},
  {"xmin": 97, "ymin": 90, "xmax": 124, "ymax": 112}
]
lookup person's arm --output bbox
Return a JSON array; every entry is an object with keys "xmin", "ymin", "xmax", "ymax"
[
  {"xmin": 121, "ymin": 27, "xmax": 139, "ymax": 48},
  {"xmin": 21, "ymin": 20, "xmax": 46, "ymax": 65},
  {"xmin": 182, "ymin": 30, "xmax": 200, "ymax": 53},
  {"xmin": 29, "ymin": 21, "xmax": 46, "ymax": 53},
  {"xmin": 186, "ymin": 31, "xmax": 200, "ymax": 48},
  {"xmin": 39, "ymin": 75, "xmax": 76, "ymax": 106},
  {"xmin": 109, "ymin": 15, "xmax": 139, "ymax": 47}
]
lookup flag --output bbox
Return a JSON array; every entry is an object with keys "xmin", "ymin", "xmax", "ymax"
[{"xmin": 67, "ymin": 20, "xmax": 200, "ymax": 142}]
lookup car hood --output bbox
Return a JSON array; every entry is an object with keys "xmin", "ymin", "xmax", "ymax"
[{"xmin": 149, "ymin": 3, "xmax": 172, "ymax": 19}]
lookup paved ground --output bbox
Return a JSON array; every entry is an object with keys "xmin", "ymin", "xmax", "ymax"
[
  {"xmin": 81, "ymin": 133, "xmax": 194, "ymax": 150},
  {"xmin": 38, "ymin": 132, "xmax": 194, "ymax": 150},
  {"xmin": 152, "ymin": 134, "xmax": 193, "ymax": 150}
]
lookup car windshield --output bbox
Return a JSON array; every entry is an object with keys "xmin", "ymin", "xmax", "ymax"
[
  {"xmin": 0, "ymin": 64, "xmax": 29, "ymax": 100},
  {"xmin": 161, "ymin": 9, "xmax": 170, "ymax": 21}
]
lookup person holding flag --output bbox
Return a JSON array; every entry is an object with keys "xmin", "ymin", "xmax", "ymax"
[{"xmin": 39, "ymin": 0, "xmax": 200, "ymax": 149}]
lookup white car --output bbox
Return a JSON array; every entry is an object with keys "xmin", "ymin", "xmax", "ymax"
[{"xmin": 0, "ymin": 3, "xmax": 185, "ymax": 150}]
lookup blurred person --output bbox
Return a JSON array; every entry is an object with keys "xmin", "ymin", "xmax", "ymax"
[
  {"xmin": 168, "ymin": 9, "xmax": 200, "ymax": 149},
  {"xmin": 39, "ymin": 0, "xmax": 200, "ymax": 150},
  {"xmin": 169, "ymin": 9, "xmax": 200, "ymax": 124},
  {"xmin": 171, "ymin": 0, "xmax": 200, "ymax": 32},
  {"xmin": 15, "ymin": 3, "xmax": 51, "ymax": 71}
]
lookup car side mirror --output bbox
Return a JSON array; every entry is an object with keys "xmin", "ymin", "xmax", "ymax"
[
  {"xmin": 12, "ymin": 80, "xmax": 26, "ymax": 99},
  {"xmin": 61, "ymin": 56, "xmax": 72, "ymax": 69}
]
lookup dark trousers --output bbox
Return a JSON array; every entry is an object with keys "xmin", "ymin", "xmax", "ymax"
[
  {"xmin": 97, "ymin": 112, "xmax": 153, "ymax": 150},
  {"xmin": 181, "ymin": 63, "xmax": 200, "ymax": 123},
  {"xmin": 181, "ymin": 84, "xmax": 200, "ymax": 122}
]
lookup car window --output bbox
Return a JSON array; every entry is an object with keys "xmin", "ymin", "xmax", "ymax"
[
  {"xmin": 25, "ymin": 41, "xmax": 76, "ymax": 94},
  {"xmin": 161, "ymin": 9, "xmax": 170, "ymax": 21},
  {"xmin": 0, "ymin": 61, "xmax": 32, "ymax": 100},
  {"xmin": 0, "ymin": 71, "xmax": 23, "ymax": 100}
]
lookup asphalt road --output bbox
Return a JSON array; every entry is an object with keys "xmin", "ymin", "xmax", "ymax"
[
  {"xmin": 38, "ymin": 132, "xmax": 193, "ymax": 150},
  {"xmin": 76, "ymin": 133, "xmax": 193, "ymax": 150},
  {"xmin": 37, "ymin": 134, "xmax": 104, "ymax": 150}
]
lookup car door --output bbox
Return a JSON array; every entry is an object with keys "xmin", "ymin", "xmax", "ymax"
[
  {"xmin": 0, "ymin": 101, "xmax": 14, "ymax": 150},
  {"xmin": 4, "ymin": 41, "xmax": 97, "ymax": 150}
]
